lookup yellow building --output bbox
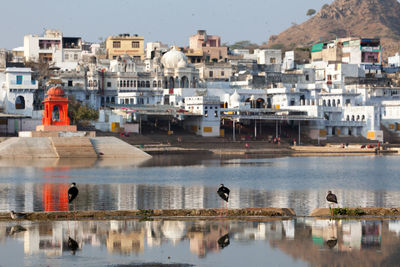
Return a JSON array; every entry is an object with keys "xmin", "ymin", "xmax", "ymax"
[{"xmin": 105, "ymin": 34, "xmax": 145, "ymax": 60}]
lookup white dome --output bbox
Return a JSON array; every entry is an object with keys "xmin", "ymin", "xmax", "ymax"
[
  {"xmin": 230, "ymin": 90, "xmax": 241, "ymax": 108},
  {"xmin": 161, "ymin": 47, "xmax": 188, "ymax": 69}
]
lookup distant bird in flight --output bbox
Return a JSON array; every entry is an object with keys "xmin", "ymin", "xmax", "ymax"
[
  {"xmin": 217, "ymin": 184, "xmax": 230, "ymax": 216},
  {"xmin": 10, "ymin": 210, "xmax": 27, "ymax": 220},
  {"xmin": 68, "ymin": 183, "xmax": 79, "ymax": 204},
  {"xmin": 326, "ymin": 190, "xmax": 338, "ymax": 216}
]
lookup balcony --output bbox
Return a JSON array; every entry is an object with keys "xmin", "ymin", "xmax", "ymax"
[{"xmin": 9, "ymin": 80, "xmax": 38, "ymax": 89}]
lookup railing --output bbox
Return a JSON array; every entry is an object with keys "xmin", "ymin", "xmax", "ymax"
[{"xmin": 325, "ymin": 121, "xmax": 365, "ymax": 127}]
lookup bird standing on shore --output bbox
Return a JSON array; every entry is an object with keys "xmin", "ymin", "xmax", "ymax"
[
  {"xmin": 10, "ymin": 210, "xmax": 27, "ymax": 220},
  {"xmin": 326, "ymin": 191, "xmax": 337, "ymax": 216},
  {"xmin": 68, "ymin": 183, "xmax": 79, "ymax": 204},
  {"xmin": 217, "ymin": 184, "xmax": 230, "ymax": 216}
]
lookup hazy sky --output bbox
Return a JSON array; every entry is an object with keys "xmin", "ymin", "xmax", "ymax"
[{"xmin": 1, "ymin": 0, "xmax": 331, "ymax": 49}]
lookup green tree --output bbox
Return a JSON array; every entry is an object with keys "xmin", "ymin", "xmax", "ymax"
[
  {"xmin": 68, "ymin": 96, "xmax": 99, "ymax": 126},
  {"xmin": 306, "ymin": 9, "xmax": 316, "ymax": 16}
]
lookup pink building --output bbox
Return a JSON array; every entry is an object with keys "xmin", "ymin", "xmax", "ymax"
[{"xmin": 188, "ymin": 30, "xmax": 228, "ymax": 63}]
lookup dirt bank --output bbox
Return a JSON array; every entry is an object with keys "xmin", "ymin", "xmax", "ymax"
[
  {"xmin": 310, "ymin": 207, "xmax": 400, "ymax": 217},
  {"xmin": 0, "ymin": 208, "xmax": 296, "ymax": 221}
]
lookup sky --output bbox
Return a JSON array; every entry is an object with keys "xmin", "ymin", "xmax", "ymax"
[{"xmin": 1, "ymin": 0, "xmax": 331, "ymax": 49}]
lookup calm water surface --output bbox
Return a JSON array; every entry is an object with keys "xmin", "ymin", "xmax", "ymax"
[
  {"xmin": 0, "ymin": 218, "xmax": 399, "ymax": 267},
  {"xmin": 0, "ymin": 155, "xmax": 400, "ymax": 215}
]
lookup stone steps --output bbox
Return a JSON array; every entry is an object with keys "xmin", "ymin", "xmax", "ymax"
[{"xmin": 51, "ymin": 137, "xmax": 97, "ymax": 158}]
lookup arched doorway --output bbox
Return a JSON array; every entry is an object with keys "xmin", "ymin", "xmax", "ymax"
[
  {"xmin": 256, "ymin": 98, "xmax": 265, "ymax": 108},
  {"xmin": 15, "ymin": 96, "xmax": 25, "ymax": 109},
  {"xmin": 52, "ymin": 105, "xmax": 61, "ymax": 121},
  {"xmin": 180, "ymin": 76, "xmax": 188, "ymax": 88},
  {"xmin": 169, "ymin": 77, "xmax": 174, "ymax": 88}
]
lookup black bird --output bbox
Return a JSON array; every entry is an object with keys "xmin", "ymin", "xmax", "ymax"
[
  {"xmin": 10, "ymin": 210, "xmax": 27, "ymax": 220},
  {"xmin": 217, "ymin": 184, "xmax": 230, "ymax": 216},
  {"xmin": 326, "ymin": 191, "xmax": 338, "ymax": 216},
  {"xmin": 217, "ymin": 233, "xmax": 230, "ymax": 249},
  {"xmin": 68, "ymin": 183, "xmax": 79, "ymax": 204},
  {"xmin": 67, "ymin": 236, "xmax": 79, "ymax": 255},
  {"xmin": 217, "ymin": 184, "xmax": 230, "ymax": 202},
  {"xmin": 326, "ymin": 238, "xmax": 338, "ymax": 249}
]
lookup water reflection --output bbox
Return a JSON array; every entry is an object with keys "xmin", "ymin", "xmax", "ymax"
[
  {"xmin": 2, "ymin": 156, "xmax": 400, "ymax": 216},
  {"xmin": 2, "ymin": 183, "xmax": 400, "ymax": 216},
  {"xmin": 1, "ymin": 219, "xmax": 400, "ymax": 266}
]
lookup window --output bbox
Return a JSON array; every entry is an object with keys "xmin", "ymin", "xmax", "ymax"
[
  {"xmin": 132, "ymin": 41, "xmax": 140, "ymax": 48},
  {"xmin": 68, "ymin": 80, "xmax": 73, "ymax": 87},
  {"xmin": 205, "ymin": 110, "xmax": 208, "ymax": 117},
  {"xmin": 93, "ymin": 80, "xmax": 97, "ymax": 87},
  {"xmin": 221, "ymin": 71, "xmax": 224, "ymax": 76},
  {"xmin": 214, "ymin": 111, "xmax": 218, "ymax": 117},
  {"xmin": 146, "ymin": 81, "xmax": 150, "ymax": 88},
  {"xmin": 86, "ymin": 94, "xmax": 90, "ymax": 100},
  {"xmin": 65, "ymin": 54, "xmax": 69, "ymax": 60},
  {"xmin": 113, "ymin": 41, "xmax": 121, "ymax": 48},
  {"xmin": 107, "ymin": 82, "xmax": 111, "ymax": 87},
  {"xmin": 16, "ymin": 75, "xmax": 22, "ymax": 85},
  {"xmin": 209, "ymin": 71, "xmax": 213, "ymax": 77},
  {"xmin": 15, "ymin": 96, "xmax": 25, "ymax": 109},
  {"xmin": 305, "ymin": 74, "xmax": 309, "ymax": 81},
  {"xmin": 270, "ymin": 58, "xmax": 276, "ymax": 63},
  {"xmin": 74, "ymin": 54, "xmax": 78, "ymax": 60}
]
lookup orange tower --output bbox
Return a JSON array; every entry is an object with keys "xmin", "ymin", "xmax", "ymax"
[{"xmin": 42, "ymin": 87, "xmax": 70, "ymax": 126}]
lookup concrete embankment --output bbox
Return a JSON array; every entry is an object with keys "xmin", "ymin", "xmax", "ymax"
[
  {"xmin": 310, "ymin": 207, "xmax": 400, "ymax": 217},
  {"xmin": 0, "ymin": 208, "xmax": 296, "ymax": 221},
  {"xmin": 0, "ymin": 136, "xmax": 151, "ymax": 159}
]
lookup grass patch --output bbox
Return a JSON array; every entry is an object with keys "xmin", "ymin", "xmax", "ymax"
[
  {"xmin": 137, "ymin": 209, "xmax": 154, "ymax": 216},
  {"xmin": 333, "ymin": 208, "xmax": 366, "ymax": 216}
]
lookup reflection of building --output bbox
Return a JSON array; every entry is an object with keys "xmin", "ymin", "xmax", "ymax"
[
  {"xmin": 341, "ymin": 221, "xmax": 362, "ymax": 251},
  {"xmin": 106, "ymin": 229, "xmax": 144, "ymax": 254},
  {"xmin": 187, "ymin": 222, "xmax": 228, "ymax": 257}
]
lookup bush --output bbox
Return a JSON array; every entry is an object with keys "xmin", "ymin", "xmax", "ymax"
[{"xmin": 68, "ymin": 97, "xmax": 99, "ymax": 125}]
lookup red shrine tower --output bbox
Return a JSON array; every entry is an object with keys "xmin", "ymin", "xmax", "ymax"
[
  {"xmin": 42, "ymin": 87, "xmax": 70, "ymax": 125},
  {"xmin": 36, "ymin": 87, "xmax": 77, "ymax": 132}
]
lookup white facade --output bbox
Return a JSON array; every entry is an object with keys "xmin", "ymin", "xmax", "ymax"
[
  {"xmin": 2, "ymin": 68, "xmax": 38, "ymax": 117},
  {"xmin": 184, "ymin": 96, "xmax": 220, "ymax": 137},
  {"xmin": 388, "ymin": 53, "xmax": 400, "ymax": 67},
  {"xmin": 255, "ymin": 49, "xmax": 282, "ymax": 65},
  {"xmin": 24, "ymin": 30, "xmax": 82, "ymax": 70}
]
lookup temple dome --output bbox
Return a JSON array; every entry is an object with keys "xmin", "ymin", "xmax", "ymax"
[
  {"xmin": 161, "ymin": 47, "xmax": 188, "ymax": 69},
  {"xmin": 230, "ymin": 90, "xmax": 241, "ymax": 108},
  {"xmin": 47, "ymin": 87, "xmax": 65, "ymax": 97}
]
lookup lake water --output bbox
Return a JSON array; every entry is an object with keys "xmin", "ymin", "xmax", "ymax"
[
  {"xmin": 0, "ymin": 154, "xmax": 400, "ymax": 216},
  {"xmin": 0, "ymin": 218, "xmax": 399, "ymax": 267}
]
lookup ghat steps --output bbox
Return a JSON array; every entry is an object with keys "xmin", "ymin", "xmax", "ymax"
[{"xmin": 0, "ymin": 136, "xmax": 151, "ymax": 159}]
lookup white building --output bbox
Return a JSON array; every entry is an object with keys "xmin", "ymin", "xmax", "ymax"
[
  {"xmin": 184, "ymin": 96, "xmax": 221, "ymax": 137},
  {"xmin": 24, "ymin": 29, "xmax": 82, "ymax": 70},
  {"xmin": 254, "ymin": 49, "xmax": 282, "ymax": 65},
  {"xmin": 388, "ymin": 53, "xmax": 400, "ymax": 67},
  {"xmin": 2, "ymin": 67, "xmax": 39, "ymax": 117}
]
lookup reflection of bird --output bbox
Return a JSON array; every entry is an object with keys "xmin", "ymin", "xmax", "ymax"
[
  {"xmin": 217, "ymin": 184, "xmax": 230, "ymax": 216},
  {"xmin": 10, "ymin": 211, "xmax": 27, "ymax": 220},
  {"xmin": 326, "ymin": 238, "xmax": 338, "ymax": 249},
  {"xmin": 68, "ymin": 237, "xmax": 79, "ymax": 255},
  {"xmin": 217, "ymin": 233, "xmax": 230, "ymax": 249},
  {"xmin": 68, "ymin": 183, "xmax": 79, "ymax": 204},
  {"xmin": 10, "ymin": 225, "xmax": 27, "ymax": 235},
  {"xmin": 326, "ymin": 191, "xmax": 337, "ymax": 216}
]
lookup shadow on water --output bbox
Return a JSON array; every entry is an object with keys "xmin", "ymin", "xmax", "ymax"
[{"xmin": 1, "ymin": 219, "xmax": 400, "ymax": 266}]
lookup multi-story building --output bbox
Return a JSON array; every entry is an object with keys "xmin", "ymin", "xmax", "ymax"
[
  {"xmin": 105, "ymin": 34, "xmax": 144, "ymax": 60},
  {"xmin": 188, "ymin": 30, "xmax": 228, "ymax": 63},
  {"xmin": 23, "ymin": 29, "xmax": 82, "ymax": 70},
  {"xmin": 311, "ymin": 37, "xmax": 381, "ymax": 65}
]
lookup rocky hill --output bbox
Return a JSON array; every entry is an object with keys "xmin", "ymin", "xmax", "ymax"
[{"xmin": 267, "ymin": 0, "xmax": 400, "ymax": 60}]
